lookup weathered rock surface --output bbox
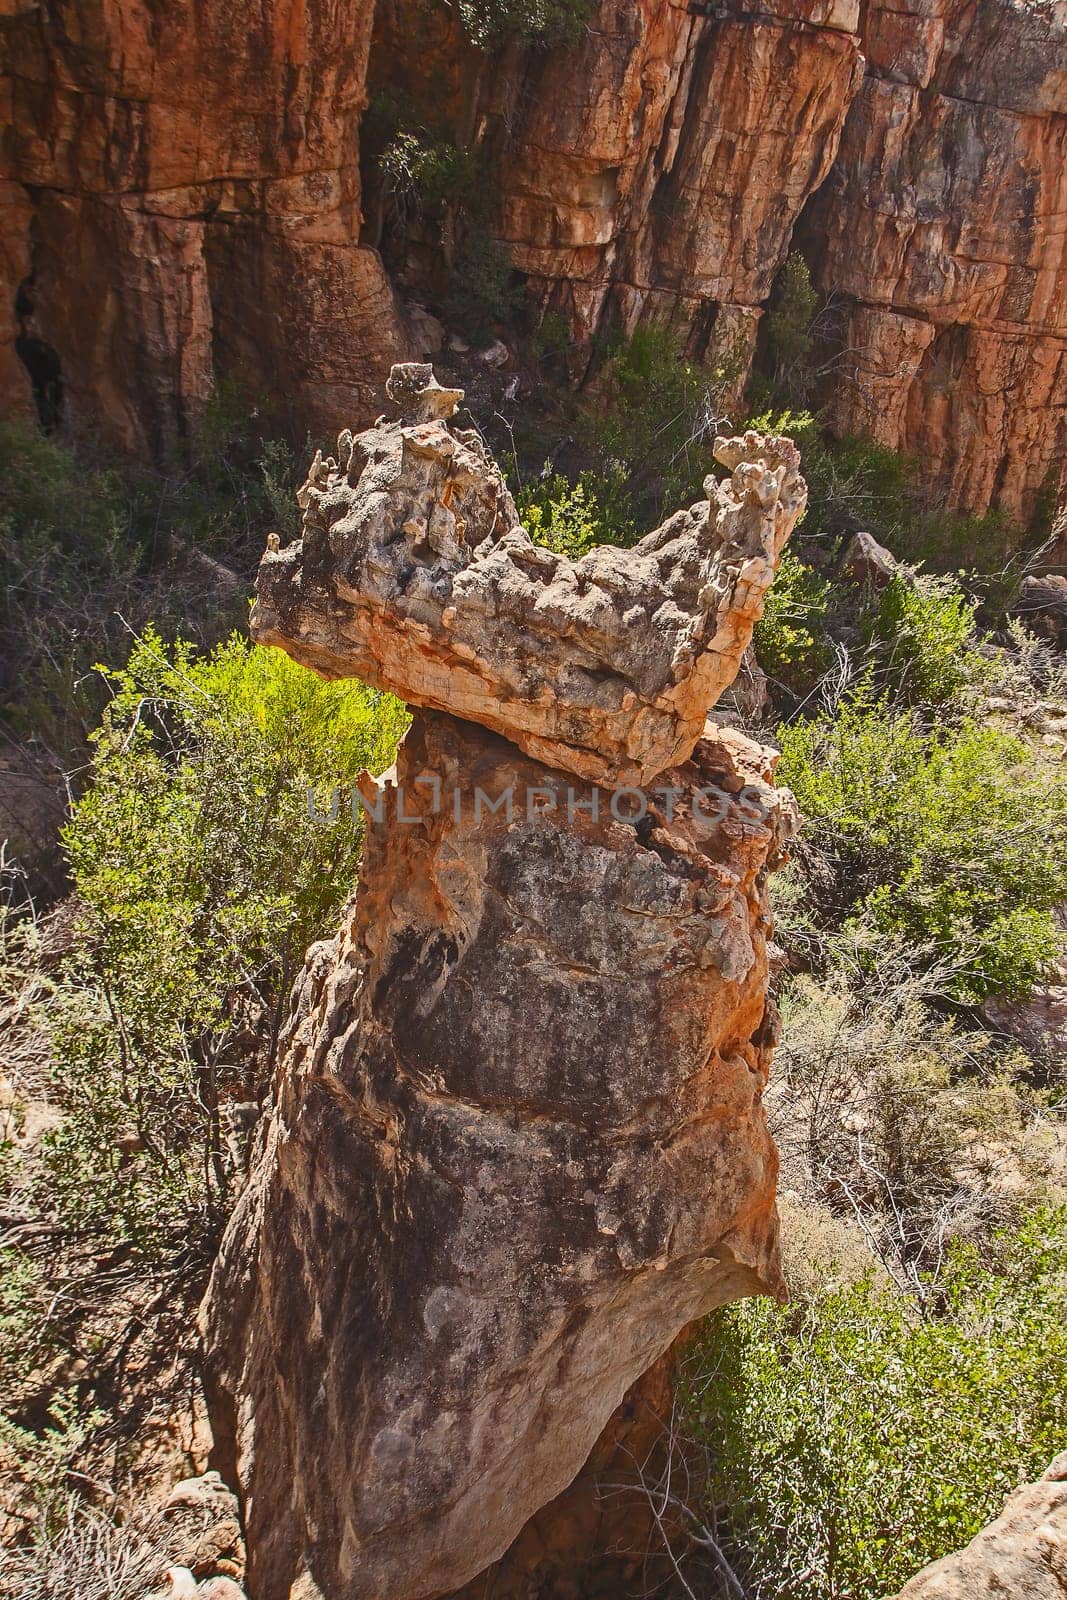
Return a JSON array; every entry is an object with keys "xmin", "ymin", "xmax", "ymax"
[
  {"xmin": 806, "ymin": 0, "xmax": 1067, "ymax": 521},
  {"xmin": 252, "ymin": 366, "xmax": 805, "ymax": 785},
  {"xmin": 0, "ymin": 0, "xmax": 410, "ymax": 449},
  {"xmin": 202, "ymin": 703, "xmax": 794, "ymax": 1600},
  {"xmin": 892, "ymin": 1452, "xmax": 1067, "ymax": 1599},
  {"xmin": 1015, "ymin": 574, "xmax": 1067, "ymax": 647},
  {"xmin": 4, "ymin": 0, "xmax": 1065, "ymax": 525},
  {"xmin": 840, "ymin": 530, "xmax": 902, "ymax": 590},
  {"xmin": 482, "ymin": 0, "xmax": 863, "ymax": 372},
  {"xmin": 372, "ymin": 0, "xmax": 1065, "ymax": 521},
  {"xmin": 446, "ymin": 1336, "xmax": 692, "ymax": 1600}
]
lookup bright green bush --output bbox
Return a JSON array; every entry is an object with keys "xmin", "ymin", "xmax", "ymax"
[
  {"xmin": 518, "ymin": 471, "xmax": 606, "ymax": 558},
  {"xmin": 42, "ymin": 631, "xmax": 407, "ymax": 1256},
  {"xmin": 860, "ymin": 572, "xmax": 986, "ymax": 706},
  {"xmin": 777, "ymin": 697, "xmax": 1067, "ymax": 1000},
  {"xmin": 683, "ymin": 1207, "xmax": 1067, "ymax": 1600},
  {"xmin": 754, "ymin": 551, "xmax": 837, "ymax": 694}
]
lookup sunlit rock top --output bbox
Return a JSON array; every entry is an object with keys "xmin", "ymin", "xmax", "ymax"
[{"xmin": 253, "ymin": 362, "xmax": 806, "ymax": 784}]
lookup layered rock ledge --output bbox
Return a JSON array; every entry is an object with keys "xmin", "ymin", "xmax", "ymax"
[{"xmin": 252, "ymin": 365, "xmax": 805, "ymax": 787}]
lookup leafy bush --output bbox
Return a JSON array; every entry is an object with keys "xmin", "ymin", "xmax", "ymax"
[
  {"xmin": 777, "ymin": 697, "xmax": 1067, "ymax": 1000},
  {"xmin": 444, "ymin": 231, "xmax": 521, "ymax": 343},
  {"xmin": 859, "ymin": 571, "xmax": 987, "ymax": 707},
  {"xmin": 0, "ymin": 1389, "xmax": 105, "ymax": 1538},
  {"xmin": 517, "ymin": 471, "xmax": 608, "ymax": 558},
  {"xmin": 683, "ymin": 1207, "xmax": 1067, "ymax": 1600},
  {"xmin": 456, "ymin": 0, "xmax": 593, "ymax": 47},
  {"xmin": 40, "ymin": 631, "xmax": 407, "ymax": 1257},
  {"xmin": 528, "ymin": 311, "xmax": 571, "ymax": 362},
  {"xmin": 754, "ymin": 551, "xmax": 837, "ymax": 695},
  {"xmin": 764, "ymin": 253, "xmax": 818, "ymax": 378},
  {"xmin": 894, "ymin": 504, "xmax": 1023, "ymax": 574},
  {"xmin": 581, "ymin": 325, "xmax": 719, "ymax": 529},
  {"xmin": 378, "ymin": 128, "xmax": 477, "ymax": 217}
]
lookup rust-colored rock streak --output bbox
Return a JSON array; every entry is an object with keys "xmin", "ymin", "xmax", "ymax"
[{"xmin": 202, "ymin": 708, "xmax": 793, "ymax": 1600}]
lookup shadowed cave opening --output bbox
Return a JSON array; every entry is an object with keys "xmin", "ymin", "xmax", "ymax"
[{"xmin": 15, "ymin": 279, "xmax": 63, "ymax": 431}]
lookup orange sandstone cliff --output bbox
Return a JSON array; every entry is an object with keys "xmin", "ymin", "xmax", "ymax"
[{"xmin": 2, "ymin": 0, "xmax": 1064, "ymax": 516}]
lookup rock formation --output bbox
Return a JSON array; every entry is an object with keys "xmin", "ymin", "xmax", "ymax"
[
  {"xmin": 201, "ymin": 369, "xmax": 800, "ymax": 1600},
  {"xmin": 253, "ymin": 363, "xmax": 803, "ymax": 785},
  {"xmin": 0, "ymin": 0, "xmax": 410, "ymax": 451},
  {"xmin": 891, "ymin": 1452, "xmax": 1067, "ymax": 1600},
  {"xmin": 3, "ymin": 0, "xmax": 1064, "ymax": 522},
  {"xmin": 805, "ymin": 0, "xmax": 1067, "ymax": 519},
  {"xmin": 481, "ymin": 0, "xmax": 864, "ymax": 381}
]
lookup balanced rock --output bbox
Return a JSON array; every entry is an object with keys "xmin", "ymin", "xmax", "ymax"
[
  {"xmin": 252, "ymin": 365, "xmax": 806, "ymax": 786},
  {"xmin": 202, "ymin": 706, "xmax": 796, "ymax": 1600}
]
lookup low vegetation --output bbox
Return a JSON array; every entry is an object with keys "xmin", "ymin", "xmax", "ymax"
[
  {"xmin": 684, "ymin": 1207, "xmax": 1067, "ymax": 1600},
  {"xmin": 1, "ymin": 633, "xmax": 405, "ymax": 1531}
]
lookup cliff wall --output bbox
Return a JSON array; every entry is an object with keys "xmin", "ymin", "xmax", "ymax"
[{"xmin": 2, "ymin": 0, "xmax": 1064, "ymax": 513}]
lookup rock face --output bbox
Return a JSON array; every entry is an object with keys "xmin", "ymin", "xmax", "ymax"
[
  {"xmin": 483, "ymin": 0, "xmax": 863, "ymax": 375},
  {"xmin": 202, "ymin": 377, "xmax": 798, "ymax": 1600},
  {"xmin": 373, "ymin": 0, "xmax": 1066, "ymax": 522},
  {"xmin": 253, "ymin": 366, "xmax": 806, "ymax": 785},
  {"xmin": 3, "ymin": 0, "xmax": 1065, "ymax": 524},
  {"xmin": 892, "ymin": 1452, "xmax": 1067, "ymax": 1600},
  {"xmin": 805, "ymin": 0, "xmax": 1067, "ymax": 520},
  {"xmin": 0, "ymin": 0, "xmax": 410, "ymax": 450}
]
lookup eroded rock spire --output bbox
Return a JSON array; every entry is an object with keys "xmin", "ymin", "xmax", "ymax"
[{"xmin": 202, "ymin": 369, "xmax": 802, "ymax": 1600}]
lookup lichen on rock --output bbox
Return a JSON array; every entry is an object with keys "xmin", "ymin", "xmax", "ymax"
[{"xmin": 253, "ymin": 365, "xmax": 806, "ymax": 786}]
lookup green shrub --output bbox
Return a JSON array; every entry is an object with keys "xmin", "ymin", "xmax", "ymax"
[
  {"xmin": 894, "ymin": 505, "xmax": 1023, "ymax": 574},
  {"xmin": 764, "ymin": 253, "xmax": 818, "ymax": 378},
  {"xmin": 754, "ymin": 551, "xmax": 837, "ymax": 694},
  {"xmin": 528, "ymin": 311, "xmax": 571, "ymax": 362},
  {"xmin": 379, "ymin": 129, "xmax": 477, "ymax": 213},
  {"xmin": 683, "ymin": 1207, "xmax": 1067, "ymax": 1600},
  {"xmin": 777, "ymin": 697, "xmax": 1067, "ymax": 1000},
  {"xmin": 517, "ymin": 471, "xmax": 607, "ymax": 558},
  {"xmin": 576, "ymin": 325, "xmax": 719, "ymax": 534},
  {"xmin": 456, "ymin": 0, "xmax": 593, "ymax": 47},
  {"xmin": 42, "ymin": 631, "xmax": 407, "ymax": 1257},
  {"xmin": 859, "ymin": 571, "xmax": 987, "ymax": 706},
  {"xmin": 444, "ymin": 231, "xmax": 521, "ymax": 343}
]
